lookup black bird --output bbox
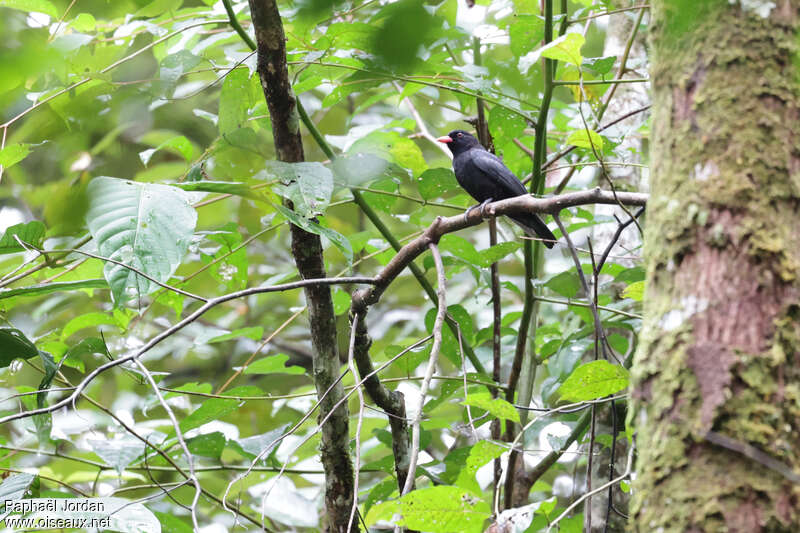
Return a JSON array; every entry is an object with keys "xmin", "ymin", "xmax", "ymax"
[{"xmin": 437, "ymin": 130, "xmax": 557, "ymax": 248}]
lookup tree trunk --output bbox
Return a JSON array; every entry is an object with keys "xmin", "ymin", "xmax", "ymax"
[
  {"xmin": 247, "ymin": 1, "xmax": 355, "ymax": 531},
  {"xmin": 631, "ymin": 2, "xmax": 800, "ymax": 531}
]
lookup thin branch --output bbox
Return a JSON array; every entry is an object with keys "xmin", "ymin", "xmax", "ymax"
[
  {"xmin": 546, "ymin": 444, "xmax": 634, "ymax": 532},
  {"xmin": 402, "ymin": 242, "xmax": 447, "ymax": 496}
]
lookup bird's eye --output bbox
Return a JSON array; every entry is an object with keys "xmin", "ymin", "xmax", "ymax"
[{"xmin": 457, "ymin": 132, "xmax": 463, "ymax": 137}]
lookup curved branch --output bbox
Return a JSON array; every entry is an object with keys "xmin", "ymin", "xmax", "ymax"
[{"xmin": 352, "ymin": 188, "xmax": 648, "ymax": 313}]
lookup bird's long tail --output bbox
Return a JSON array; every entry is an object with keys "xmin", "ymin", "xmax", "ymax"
[{"xmin": 509, "ymin": 213, "xmax": 557, "ymax": 249}]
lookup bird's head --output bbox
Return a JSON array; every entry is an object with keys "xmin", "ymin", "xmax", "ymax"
[{"xmin": 437, "ymin": 130, "xmax": 481, "ymax": 155}]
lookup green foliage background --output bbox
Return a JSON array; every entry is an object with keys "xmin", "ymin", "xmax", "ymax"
[{"xmin": 0, "ymin": 0, "xmax": 648, "ymax": 530}]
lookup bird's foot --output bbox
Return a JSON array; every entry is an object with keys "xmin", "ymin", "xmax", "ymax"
[
  {"xmin": 464, "ymin": 199, "xmax": 494, "ymax": 224},
  {"xmin": 463, "ymin": 204, "xmax": 478, "ymax": 224},
  {"xmin": 479, "ymin": 198, "xmax": 493, "ymax": 218}
]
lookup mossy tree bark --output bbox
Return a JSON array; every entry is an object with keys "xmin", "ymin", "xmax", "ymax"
[{"xmin": 631, "ymin": 1, "xmax": 800, "ymax": 531}]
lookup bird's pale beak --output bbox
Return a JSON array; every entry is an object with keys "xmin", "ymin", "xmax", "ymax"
[{"xmin": 436, "ymin": 136, "xmax": 453, "ymax": 143}]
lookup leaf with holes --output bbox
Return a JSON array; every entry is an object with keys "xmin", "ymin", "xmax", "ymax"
[
  {"xmin": 365, "ymin": 485, "xmax": 490, "ymax": 533},
  {"xmin": 558, "ymin": 360, "xmax": 629, "ymax": 402},
  {"xmin": 86, "ymin": 177, "xmax": 197, "ymax": 305}
]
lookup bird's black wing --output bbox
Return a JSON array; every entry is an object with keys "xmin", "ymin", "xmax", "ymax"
[{"xmin": 469, "ymin": 149, "xmax": 528, "ymax": 199}]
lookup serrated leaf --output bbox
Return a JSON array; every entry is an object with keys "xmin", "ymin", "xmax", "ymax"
[
  {"xmin": 86, "ymin": 177, "xmax": 197, "ymax": 305},
  {"xmin": 558, "ymin": 360, "xmax": 629, "ymax": 402},
  {"xmin": 0, "ymin": 221, "xmax": 45, "ymax": 254},
  {"xmin": 462, "ymin": 392, "xmax": 520, "ymax": 423}
]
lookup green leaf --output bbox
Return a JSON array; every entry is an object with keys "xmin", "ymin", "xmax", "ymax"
[
  {"xmin": 462, "ymin": 392, "xmax": 520, "ymax": 423},
  {"xmin": 154, "ymin": 511, "xmax": 194, "ymax": 533},
  {"xmin": 332, "ymin": 153, "xmax": 397, "ymax": 186},
  {"xmin": 274, "ymin": 204, "xmax": 353, "ymax": 262},
  {"xmin": 417, "ymin": 167, "xmax": 460, "ymax": 200},
  {"xmin": 61, "ymin": 312, "xmax": 119, "ymax": 340},
  {"xmin": 201, "ymin": 222, "xmax": 249, "ymax": 289},
  {"xmin": 540, "ymin": 32, "xmax": 585, "ymax": 65},
  {"xmin": 509, "ymin": 15, "xmax": 545, "ymax": 57},
  {"xmin": 567, "ymin": 128, "xmax": 604, "ymax": 151},
  {"xmin": 332, "ymin": 289, "xmax": 351, "ymax": 315},
  {"xmin": 175, "ymin": 180, "xmax": 259, "ymax": 200},
  {"xmin": 243, "ymin": 354, "xmax": 305, "ymax": 375},
  {"xmin": 0, "ymin": 279, "xmax": 107, "ymax": 300},
  {"xmin": 454, "ymin": 441, "xmax": 505, "ymax": 492},
  {"xmin": 365, "ymin": 485, "xmax": 490, "ymax": 533},
  {"xmin": 349, "ymin": 131, "xmax": 426, "ymax": 176},
  {"xmin": 134, "ymin": 0, "xmax": 182, "ymax": 18},
  {"xmin": 177, "ymin": 385, "xmax": 261, "ymax": 434},
  {"xmin": 488, "ymin": 106, "xmax": 527, "ymax": 145},
  {"xmin": 267, "ymin": 161, "xmax": 334, "ymax": 216},
  {"xmin": 623, "ymin": 280, "xmax": 645, "ymax": 301},
  {"xmin": 558, "ymin": 360, "xmax": 630, "ymax": 402},
  {"xmin": 69, "ymin": 12, "xmax": 96, "ymax": 32},
  {"xmin": 0, "ymin": 328, "xmax": 38, "ymax": 368},
  {"xmin": 87, "ymin": 438, "xmax": 143, "ymax": 474},
  {"xmin": 0, "ymin": 221, "xmax": 45, "ymax": 254},
  {"xmin": 545, "ymin": 270, "xmax": 581, "ymax": 299},
  {"xmin": 0, "ymin": 143, "xmax": 31, "ymax": 168},
  {"xmin": 584, "ymin": 55, "xmax": 617, "ymax": 75},
  {"xmin": 439, "ymin": 234, "xmax": 482, "ymax": 267},
  {"xmin": 478, "ymin": 241, "xmax": 521, "ymax": 266},
  {"xmin": 0, "ymin": 473, "xmax": 37, "ymax": 505},
  {"xmin": 139, "ymin": 135, "xmax": 195, "ymax": 166},
  {"xmin": 218, "ymin": 67, "xmax": 253, "ymax": 135},
  {"xmin": 186, "ymin": 432, "xmax": 226, "ymax": 459},
  {"xmin": 207, "ymin": 326, "xmax": 263, "ymax": 343},
  {"xmin": 86, "ymin": 177, "xmax": 197, "ymax": 305},
  {"xmin": 0, "ymin": 0, "xmax": 57, "ymax": 17}
]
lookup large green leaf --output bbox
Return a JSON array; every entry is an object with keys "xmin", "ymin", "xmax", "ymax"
[
  {"xmin": 86, "ymin": 177, "xmax": 197, "ymax": 304},
  {"xmin": 366, "ymin": 485, "xmax": 490, "ymax": 533},
  {"xmin": 266, "ymin": 161, "xmax": 334, "ymax": 216},
  {"xmin": 558, "ymin": 360, "xmax": 630, "ymax": 402}
]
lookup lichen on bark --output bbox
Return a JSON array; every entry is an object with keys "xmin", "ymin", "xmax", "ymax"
[{"xmin": 631, "ymin": 1, "xmax": 800, "ymax": 531}]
